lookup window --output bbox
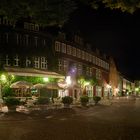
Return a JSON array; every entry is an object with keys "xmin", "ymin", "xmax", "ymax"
[
  {"xmin": 35, "ymin": 24, "xmax": 39, "ymax": 31},
  {"xmin": 14, "ymin": 55, "xmax": 19, "ymax": 66},
  {"xmin": 72, "ymin": 47, "xmax": 76, "ymax": 56},
  {"xmin": 89, "ymin": 54, "xmax": 92, "ymax": 62},
  {"xmin": 34, "ymin": 37, "xmax": 38, "ymax": 47},
  {"xmin": 77, "ymin": 49, "xmax": 81, "ymax": 58},
  {"xmin": 34, "ymin": 57, "xmax": 40, "ymax": 68},
  {"xmin": 43, "ymin": 39, "xmax": 46, "ymax": 46},
  {"xmin": 96, "ymin": 69, "xmax": 101, "ymax": 80},
  {"xmin": 41, "ymin": 57, "xmax": 47, "ymax": 69},
  {"xmin": 63, "ymin": 60, "xmax": 68, "ymax": 71},
  {"xmin": 23, "ymin": 35, "xmax": 29, "ymax": 46},
  {"xmin": 55, "ymin": 41, "xmax": 61, "ymax": 52},
  {"xmin": 67, "ymin": 45, "xmax": 72, "ymax": 55},
  {"xmin": 92, "ymin": 55, "xmax": 95, "ymax": 64},
  {"xmin": 86, "ymin": 52, "xmax": 89, "ymax": 61},
  {"xmin": 4, "ymin": 33, "xmax": 8, "ymax": 43},
  {"xmin": 86, "ymin": 67, "xmax": 90, "ymax": 76},
  {"xmin": 5, "ymin": 55, "xmax": 10, "ymax": 66},
  {"xmin": 26, "ymin": 57, "xmax": 31, "ymax": 67},
  {"xmin": 77, "ymin": 64, "xmax": 82, "ymax": 75},
  {"xmin": 58, "ymin": 59, "xmax": 63, "ymax": 71},
  {"xmin": 82, "ymin": 51, "xmax": 85, "ymax": 60},
  {"xmin": 95, "ymin": 57, "xmax": 98, "ymax": 65},
  {"xmin": 89, "ymin": 67, "xmax": 92, "ymax": 76},
  {"xmin": 61, "ymin": 43, "xmax": 66, "ymax": 53}
]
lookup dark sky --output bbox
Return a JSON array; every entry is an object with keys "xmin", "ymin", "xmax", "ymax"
[{"xmin": 64, "ymin": 4, "xmax": 140, "ymax": 80}]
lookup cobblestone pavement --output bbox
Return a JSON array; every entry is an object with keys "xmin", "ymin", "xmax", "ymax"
[{"xmin": 0, "ymin": 98, "xmax": 140, "ymax": 140}]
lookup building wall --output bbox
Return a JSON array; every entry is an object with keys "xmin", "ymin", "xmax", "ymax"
[{"xmin": 0, "ymin": 17, "xmax": 110, "ymax": 98}]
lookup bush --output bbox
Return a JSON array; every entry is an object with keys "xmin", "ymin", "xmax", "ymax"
[
  {"xmin": 37, "ymin": 97, "xmax": 50, "ymax": 105},
  {"xmin": 62, "ymin": 96, "xmax": 73, "ymax": 105},
  {"xmin": 80, "ymin": 96, "xmax": 89, "ymax": 106},
  {"xmin": 93, "ymin": 96, "xmax": 101, "ymax": 105},
  {"xmin": 2, "ymin": 86, "xmax": 16, "ymax": 97},
  {"xmin": 4, "ymin": 97, "xmax": 20, "ymax": 106}
]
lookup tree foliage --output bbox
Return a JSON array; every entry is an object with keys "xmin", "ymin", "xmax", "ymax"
[
  {"xmin": 0, "ymin": 0, "xmax": 76, "ymax": 26},
  {"xmin": 90, "ymin": 0, "xmax": 140, "ymax": 13}
]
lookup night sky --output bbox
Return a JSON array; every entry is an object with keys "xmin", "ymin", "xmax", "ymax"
[{"xmin": 64, "ymin": 4, "xmax": 140, "ymax": 80}]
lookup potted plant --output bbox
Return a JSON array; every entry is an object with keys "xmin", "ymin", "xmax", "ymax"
[
  {"xmin": 36, "ymin": 97, "xmax": 50, "ymax": 110},
  {"xmin": 93, "ymin": 96, "xmax": 101, "ymax": 105},
  {"xmin": 4, "ymin": 97, "xmax": 20, "ymax": 112},
  {"xmin": 80, "ymin": 96, "xmax": 89, "ymax": 106},
  {"xmin": 62, "ymin": 96, "xmax": 73, "ymax": 108}
]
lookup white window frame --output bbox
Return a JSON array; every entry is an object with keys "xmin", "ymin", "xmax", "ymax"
[
  {"xmin": 62, "ymin": 43, "xmax": 66, "ymax": 53},
  {"xmin": 34, "ymin": 57, "xmax": 40, "ymax": 69},
  {"xmin": 5, "ymin": 55, "xmax": 10, "ymax": 66},
  {"xmin": 41, "ymin": 57, "xmax": 47, "ymax": 69},
  {"xmin": 14, "ymin": 55, "xmax": 19, "ymax": 67},
  {"xmin": 67, "ymin": 45, "xmax": 72, "ymax": 55},
  {"xmin": 55, "ymin": 41, "xmax": 61, "ymax": 52},
  {"xmin": 72, "ymin": 47, "xmax": 76, "ymax": 56},
  {"xmin": 26, "ymin": 57, "xmax": 31, "ymax": 67}
]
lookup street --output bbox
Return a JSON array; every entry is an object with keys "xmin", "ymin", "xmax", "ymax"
[{"xmin": 0, "ymin": 98, "xmax": 140, "ymax": 140}]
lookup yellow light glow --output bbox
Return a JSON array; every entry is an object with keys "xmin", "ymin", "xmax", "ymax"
[
  {"xmin": 43, "ymin": 77, "xmax": 49, "ymax": 82},
  {"xmin": 0, "ymin": 74, "xmax": 7, "ymax": 82},
  {"xmin": 65, "ymin": 76, "xmax": 71, "ymax": 85}
]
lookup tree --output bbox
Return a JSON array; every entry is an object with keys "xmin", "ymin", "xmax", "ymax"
[
  {"xmin": 0, "ymin": 0, "xmax": 76, "ymax": 26},
  {"xmin": 87, "ymin": 0, "xmax": 140, "ymax": 13}
]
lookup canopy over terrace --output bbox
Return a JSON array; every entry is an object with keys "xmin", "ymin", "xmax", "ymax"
[{"xmin": 4, "ymin": 67, "xmax": 65, "ymax": 79}]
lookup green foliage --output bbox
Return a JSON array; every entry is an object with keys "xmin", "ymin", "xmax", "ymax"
[
  {"xmin": 80, "ymin": 96, "xmax": 89, "ymax": 106},
  {"xmin": 93, "ymin": 96, "xmax": 101, "ymax": 105},
  {"xmin": 62, "ymin": 96, "xmax": 73, "ymax": 105},
  {"xmin": 37, "ymin": 97, "xmax": 50, "ymax": 105},
  {"xmin": 4, "ymin": 97, "xmax": 20, "ymax": 106},
  {"xmin": 0, "ymin": 0, "xmax": 76, "ymax": 26},
  {"xmin": 2, "ymin": 86, "xmax": 16, "ymax": 97},
  {"xmin": 90, "ymin": 0, "xmax": 140, "ymax": 13}
]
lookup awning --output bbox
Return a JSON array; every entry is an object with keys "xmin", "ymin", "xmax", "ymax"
[{"xmin": 4, "ymin": 66, "xmax": 65, "ymax": 79}]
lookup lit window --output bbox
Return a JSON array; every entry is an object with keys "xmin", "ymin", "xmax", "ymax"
[
  {"xmin": 77, "ymin": 49, "xmax": 81, "ymax": 58},
  {"xmin": 55, "ymin": 41, "xmax": 61, "ymax": 52},
  {"xmin": 72, "ymin": 47, "xmax": 76, "ymax": 56},
  {"xmin": 67, "ymin": 45, "xmax": 72, "ymax": 55},
  {"xmin": 82, "ymin": 51, "xmax": 85, "ymax": 60},
  {"xmin": 14, "ymin": 55, "xmax": 19, "ymax": 66},
  {"xmin": 41, "ymin": 57, "xmax": 47, "ymax": 69},
  {"xmin": 34, "ymin": 57, "xmax": 40, "ymax": 68},
  {"xmin": 62, "ymin": 43, "xmax": 66, "ymax": 53}
]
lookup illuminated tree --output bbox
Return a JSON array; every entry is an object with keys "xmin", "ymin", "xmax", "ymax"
[{"xmin": 85, "ymin": 0, "xmax": 140, "ymax": 13}]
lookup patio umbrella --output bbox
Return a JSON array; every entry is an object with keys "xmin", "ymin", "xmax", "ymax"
[
  {"xmin": 33, "ymin": 83, "xmax": 45, "ymax": 89},
  {"xmin": 10, "ymin": 81, "xmax": 33, "ymax": 88},
  {"xmin": 44, "ymin": 83, "xmax": 63, "ymax": 90}
]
